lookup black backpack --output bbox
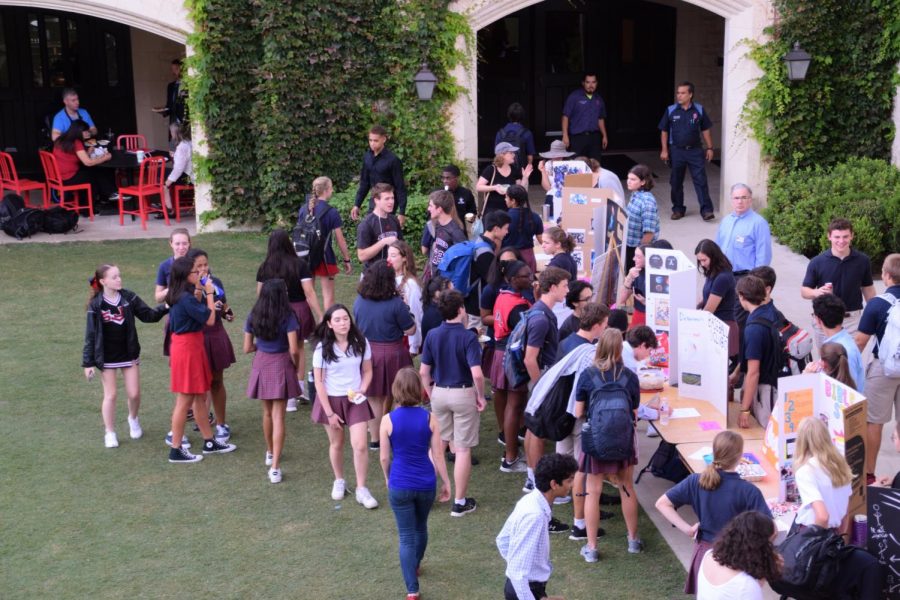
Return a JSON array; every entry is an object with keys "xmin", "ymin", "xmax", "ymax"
[
  {"xmin": 580, "ymin": 367, "xmax": 634, "ymax": 462},
  {"xmin": 497, "ymin": 124, "xmax": 528, "ymax": 169},
  {"xmin": 1, "ymin": 193, "xmax": 43, "ymax": 240},
  {"xmin": 771, "ymin": 524, "xmax": 854, "ymax": 597},
  {"xmin": 635, "ymin": 440, "xmax": 689, "ymax": 484},
  {"xmin": 42, "ymin": 206, "xmax": 80, "ymax": 234},
  {"xmin": 0, "ymin": 193, "xmax": 25, "ymax": 225},
  {"xmin": 524, "ymin": 372, "xmax": 576, "ymax": 442},
  {"xmin": 292, "ymin": 199, "xmax": 333, "ymax": 269},
  {"xmin": 745, "ymin": 316, "xmax": 790, "ymax": 386}
]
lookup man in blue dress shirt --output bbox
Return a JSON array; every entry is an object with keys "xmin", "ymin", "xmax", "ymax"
[{"xmin": 716, "ymin": 183, "xmax": 772, "ymax": 276}]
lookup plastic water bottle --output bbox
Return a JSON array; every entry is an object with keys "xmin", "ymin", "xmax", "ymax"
[{"xmin": 659, "ymin": 399, "xmax": 670, "ymax": 426}]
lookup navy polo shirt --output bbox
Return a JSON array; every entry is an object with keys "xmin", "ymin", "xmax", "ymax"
[
  {"xmin": 353, "ymin": 296, "xmax": 414, "ymax": 342},
  {"xmin": 702, "ymin": 270, "xmax": 737, "ymax": 322},
  {"xmin": 562, "ymin": 90, "xmax": 607, "ymax": 135},
  {"xmin": 420, "ymin": 322, "xmax": 482, "ymax": 387},
  {"xmin": 658, "ymin": 103, "xmax": 712, "ymax": 148},
  {"xmin": 525, "ymin": 300, "xmax": 559, "ymax": 369},
  {"xmin": 858, "ymin": 285, "xmax": 900, "ymax": 358},
  {"xmin": 559, "ymin": 332, "xmax": 591, "ymax": 359},
  {"xmin": 802, "ymin": 249, "xmax": 874, "ymax": 311},
  {"xmin": 665, "ymin": 471, "xmax": 772, "ymax": 543},
  {"xmin": 743, "ymin": 302, "xmax": 778, "ymax": 363}
]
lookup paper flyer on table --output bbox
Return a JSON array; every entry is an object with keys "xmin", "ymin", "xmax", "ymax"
[
  {"xmin": 688, "ymin": 446, "xmax": 712, "ymax": 460},
  {"xmin": 670, "ymin": 407, "xmax": 700, "ymax": 419}
]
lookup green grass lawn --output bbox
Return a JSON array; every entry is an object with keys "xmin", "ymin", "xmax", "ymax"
[{"xmin": 0, "ymin": 233, "xmax": 685, "ymax": 599}]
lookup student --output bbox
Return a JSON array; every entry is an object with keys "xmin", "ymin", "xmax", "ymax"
[
  {"xmin": 189, "ymin": 249, "xmax": 236, "ymax": 442},
  {"xmin": 440, "ymin": 164, "xmax": 477, "ymax": 237},
  {"xmin": 792, "ymin": 417, "xmax": 883, "ymax": 599},
  {"xmin": 655, "ymin": 431, "xmax": 772, "ymax": 593},
  {"xmin": 855, "ymin": 253, "xmax": 900, "ymax": 483},
  {"xmin": 586, "ymin": 157, "xmax": 625, "ymax": 204},
  {"xmin": 83, "ymin": 264, "xmax": 168, "ymax": 448},
  {"xmin": 421, "ymin": 275, "xmax": 451, "ymax": 347},
  {"xmin": 558, "ymin": 281, "xmax": 594, "ymax": 342},
  {"xmin": 497, "ymin": 453, "xmax": 577, "ymax": 600},
  {"xmin": 804, "ymin": 342, "xmax": 859, "ymax": 390},
  {"xmin": 624, "ymin": 164, "xmax": 660, "ymax": 272},
  {"xmin": 558, "ymin": 302, "xmax": 609, "ymax": 357},
  {"xmin": 494, "ymin": 102, "xmax": 537, "ymax": 170},
  {"xmin": 696, "ymin": 511, "xmax": 782, "ymax": 600},
  {"xmin": 256, "ymin": 229, "xmax": 324, "ymax": 409},
  {"xmin": 623, "ymin": 325, "xmax": 658, "ymax": 373},
  {"xmin": 165, "ymin": 256, "xmax": 236, "ymax": 463},
  {"xmin": 617, "ymin": 244, "xmax": 649, "ymax": 326},
  {"xmin": 351, "ymin": 124, "xmax": 408, "ymax": 226},
  {"xmin": 419, "ymin": 290, "xmax": 486, "ymax": 517},
  {"xmin": 353, "ymin": 260, "xmax": 416, "ymax": 450},
  {"xmin": 379, "ymin": 368, "xmax": 452, "ymax": 600},
  {"xmin": 541, "ymin": 226, "xmax": 578, "ymax": 280},
  {"xmin": 243, "ymin": 279, "xmax": 301, "ymax": 484},
  {"xmin": 387, "ymin": 240, "xmax": 423, "ymax": 356},
  {"xmin": 357, "ymin": 183, "xmax": 403, "ymax": 270},
  {"xmin": 607, "ymin": 308, "xmax": 629, "ymax": 333},
  {"xmin": 51, "ymin": 119, "xmax": 116, "ymax": 202},
  {"xmin": 311, "ymin": 304, "xmax": 377, "ymax": 508},
  {"xmin": 476, "ymin": 142, "xmax": 532, "ymax": 217},
  {"xmin": 695, "ymin": 239, "xmax": 739, "ymax": 358},
  {"xmin": 522, "ymin": 267, "xmax": 571, "ymax": 497},
  {"xmin": 299, "ymin": 176, "xmax": 353, "ymax": 310},
  {"xmin": 574, "ymin": 329, "xmax": 642, "ymax": 561},
  {"xmin": 735, "ymin": 275, "xmax": 780, "ymax": 429},
  {"xmin": 501, "ymin": 184, "xmax": 544, "ymax": 272},
  {"xmin": 463, "ymin": 210, "xmax": 510, "ymax": 327},
  {"xmin": 810, "ymin": 293, "xmax": 865, "ymax": 392},
  {"xmin": 421, "ymin": 190, "xmax": 466, "ymax": 284},
  {"xmin": 160, "ymin": 122, "xmax": 192, "ymax": 218}
]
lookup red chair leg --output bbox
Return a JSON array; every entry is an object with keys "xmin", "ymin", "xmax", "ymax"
[
  {"xmin": 86, "ymin": 188, "xmax": 93, "ymax": 221},
  {"xmin": 119, "ymin": 192, "xmax": 125, "ymax": 226},
  {"xmin": 161, "ymin": 191, "xmax": 170, "ymax": 226},
  {"xmin": 139, "ymin": 195, "xmax": 148, "ymax": 230},
  {"xmin": 174, "ymin": 187, "xmax": 181, "ymax": 222}
]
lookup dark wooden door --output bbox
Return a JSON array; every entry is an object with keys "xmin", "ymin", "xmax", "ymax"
[{"xmin": 0, "ymin": 7, "xmax": 135, "ymax": 176}]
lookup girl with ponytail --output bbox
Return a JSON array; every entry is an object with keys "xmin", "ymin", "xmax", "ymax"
[
  {"xmin": 804, "ymin": 342, "xmax": 858, "ymax": 390},
  {"xmin": 655, "ymin": 431, "xmax": 772, "ymax": 594},
  {"xmin": 298, "ymin": 176, "xmax": 353, "ymax": 310},
  {"xmin": 541, "ymin": 226, "xmax": 578, "ymax": 279}
]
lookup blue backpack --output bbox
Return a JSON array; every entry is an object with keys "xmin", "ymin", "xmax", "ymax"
[
  {"xmin": 502, "ymin": 308, "xmax": 543, "ymax": 389},
  {"xmin": 580, "ymin": 367, "xmax": 634, "ymax": 462},
  {"xmin": 437, "ymin": 238, "xmax": 492, "ymax": 297}
]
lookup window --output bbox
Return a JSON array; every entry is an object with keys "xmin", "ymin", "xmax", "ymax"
[
  {"xmin": 29, "ymin": 14, "xmax": 42, "ymax": 87},
  {"xmin": 27, "ymin": 13, "xmax": 80, "ymax": 87}
]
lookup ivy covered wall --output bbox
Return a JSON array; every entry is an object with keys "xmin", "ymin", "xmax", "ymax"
[{"xmin": 186, "ymin": 0, "xmax": 470, "ymax": 227}]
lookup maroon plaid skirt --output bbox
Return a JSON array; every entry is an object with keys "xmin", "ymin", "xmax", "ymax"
[
  {"xmin": 246, "ymin": 350, "xmax": 302, "ymax": 400},
  {"xmin": 685, "ymin": 540, "xmax": 715, "ymax": 594},
  {"xmin": 290, "ymin": 300, "xmax": 315, "ymax": 340},
  {"xmin": 203, "ymin": 318, "xmax": 236, "ymax": 372},
  {"xmin": 367, "ymin": 339, "xmax": 412, "ymax": 398},
  {"xmin": 311, "ymin": 394, "xmax": 374, "ymax": 427}
]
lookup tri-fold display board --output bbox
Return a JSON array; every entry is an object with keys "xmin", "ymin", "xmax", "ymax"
[
  {"xmin": 644, "ymin": 248, "xmax": 697, "ymax": 383},
  {"xmin": 676, "ymin": 309, "xmax": 729, "ymax": 417}
]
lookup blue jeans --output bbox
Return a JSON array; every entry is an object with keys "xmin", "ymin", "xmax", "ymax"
[{"xmin": 388, "ymin": 487, "xmax": 436, "ymax": 594}]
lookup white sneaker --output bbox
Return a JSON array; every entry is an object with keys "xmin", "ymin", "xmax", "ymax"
[
  {"xmin": 265, "ymin": 451, "xmax": 274, "ymax": 466},
  {"xmin": 268, "ymin": 468, "xmax": 282, "ymax": 484},
  {"xmin": 646, "ymin": 425, "xmax": 659, "ymax": 438},
  {"xmin": 128, "ymin": 416, "xmax": 143, "ymax": 439},
  {"xmin": 104, "ymin": 431, "xmax": 119, "ymax": 448},
  {"xmin": 355, "ymin": 486, "xmax": 379, "ymax": 509},
  {"xmin": 331, "ymin": 479, "xmax": 346, "ymax": 500},
  {"xmin": 286, "ymin": 398, "xmax": 298, "ymax": 412}
]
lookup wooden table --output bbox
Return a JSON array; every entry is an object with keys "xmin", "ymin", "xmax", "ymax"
[
  {"xmin": 641, "ymin": 386, "xmax": 766, "ymax": 444},
  {"xmin": 677, "ymin": 439, "xmax": 782, "ymax": 501}
]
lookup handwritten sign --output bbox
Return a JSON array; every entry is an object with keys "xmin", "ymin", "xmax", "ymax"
[
  {"xmin": 784, "ymin": 389, "xmax": 813, "ymax": 434},
  {"xmin": 868, "ymin": 486, "xmax": 900, "ymax": 599}
]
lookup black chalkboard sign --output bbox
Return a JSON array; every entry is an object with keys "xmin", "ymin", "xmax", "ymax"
[{"xmin": 868, "ymin": 486, "xmax": 900, "ymax": 599}]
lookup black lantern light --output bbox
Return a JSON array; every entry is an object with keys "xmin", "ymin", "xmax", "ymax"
[
  {"xmin": 414, "ymin": 63, "xmax": 437, "ymax": 101},
  {"xmin": 783, "ymin": 42, "xmax": 812, "ymax": 81}
]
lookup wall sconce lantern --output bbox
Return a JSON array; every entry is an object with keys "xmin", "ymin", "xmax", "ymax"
[
  {"xmin": 414, "ymin": 63, "xmax": 437, "ymax": 100},
  {"xmin": 784, "ymin": 42, "xmax": 812, "ymax": 81}
]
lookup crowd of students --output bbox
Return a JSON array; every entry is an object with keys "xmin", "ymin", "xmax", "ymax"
[{"xmin": 81, "ymin": 154, "xmax": 900, "ymax": 599}]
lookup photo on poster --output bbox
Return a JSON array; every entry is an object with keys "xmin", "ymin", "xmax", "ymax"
[
  {"xmin": 569, "ymin": 228, "xmax": 586, "ymax": 244},
  {"xmin": 569, "ymin": 193, "xmax": 588, "ymax": 205},
  {"xmin": 665, "ymin": 255, "xmax": 678, "ymax": 271},
  {"xmin": 655, "ymin": 299, "xmax": 670, "ymax": 328},
  {"xmin": 651, "ymin": 274, "xmax": 670, "ymax": 294},
  {"xmin": 648, "ymin": 253, "xmax": 663, "ymax": 269},
  {"xmin": 572, "ymin": 250, "xmax": 583, "ymax": 272},
  {"xmin": 682, "ymin": 372, "xmax": 702, "ymax": 386}
]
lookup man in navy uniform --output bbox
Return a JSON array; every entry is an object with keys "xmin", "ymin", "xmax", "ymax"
[
  {"xmin": 561, "ymin": 73, "xmax": 608, "ymax": 161},
  {"xmin": 658, "ymin": 81, "xmax": 716, "ymax": 221}
]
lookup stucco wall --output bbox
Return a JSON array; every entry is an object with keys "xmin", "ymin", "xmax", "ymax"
[{"xmin": 130, "ymin": 29, "xmax": 184, "ymax": 152}]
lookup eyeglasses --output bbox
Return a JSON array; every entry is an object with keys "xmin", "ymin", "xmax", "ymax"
[
  {"xmin": 579, "ymin": 295, "xmax": 593, "ymax": 302},
  {"xmin": 733, "ymin": 195, "xmax": 751, "ymax": 200}
]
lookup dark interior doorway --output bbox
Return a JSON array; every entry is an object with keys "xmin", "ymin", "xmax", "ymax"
[
  {"xmin": 0, "ymin": 7, "xmax": 135, "ymax": 176},
  {"xmin": 478, "ymin": 0, "xmax": 676, "ymax": 171}
]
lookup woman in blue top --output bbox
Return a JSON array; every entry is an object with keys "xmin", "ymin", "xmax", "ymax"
[
  {"xmin": 501, "ymin": 184, "xmax": 543, "ymax": 273},
  {"xmin": 244, "ymin": 279, "xmax": 301, "ymax": 484},
  {"xmin": 695, "ymin": 239, "xmax": 739, "ymax": 358},
  {"xmin": 165, "ymin": 256, "xmax": 236, "ymax": 463},
  {"xmin": 541, "ymin": 226, "xmax": 578, "ymax": 279},
  {"xmin": 655, "ymin": 430, "xmax": 772, "ymax": 593},
  {"xmin": 353, "ymin": 260, "xmax": 416, "ymax": 450},
  {"xmin": 379, "ymin": 367, "xmax": 451, "ymax": 600}
]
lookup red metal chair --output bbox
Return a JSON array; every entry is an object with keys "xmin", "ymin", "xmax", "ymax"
[
  {"xmin": 172, "ymin": 183, "xmax": 194, "ymax": 222},
  {"xmin": 0, "ymin": 151, "xmax": 47, "ymax": 208},
  {"xmin": 39, "ymin": 150, "xmax": 93, "ymax": 221},
  {"xmin": 116, "ymin": 135, "xmax": 149, "ymax": 151},
  {"xmin": 119, "ymin": 156, "xmax": 168, "ymax": 230}
]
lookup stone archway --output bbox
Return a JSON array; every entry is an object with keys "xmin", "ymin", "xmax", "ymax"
[{"xmin": 449, "ymin": 0, "xmax": 775, "ymax": 206}]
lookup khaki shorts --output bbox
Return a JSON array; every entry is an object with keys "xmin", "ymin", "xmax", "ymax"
[
  {"xmin": 865, "ymin": 359, "xmax": 900, "ymax": 424},
  {"xmin": 751, "ymin": 383, "xmax": 777, "ymax": 430},
  {"xmin": 431, "ymin": 386, "xmax": 480, "ymax": 448}
]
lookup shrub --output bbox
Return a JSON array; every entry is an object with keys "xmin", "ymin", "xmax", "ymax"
[{"xmin": 765, "ymin": 158, "xmax": 900, "ymax": 265}]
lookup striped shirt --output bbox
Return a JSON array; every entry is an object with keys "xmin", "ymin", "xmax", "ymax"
[{"xmin": 497, "ymin": 490, "xmax": 552, "ymax": 600}]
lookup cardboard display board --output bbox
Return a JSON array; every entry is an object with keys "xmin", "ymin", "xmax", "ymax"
[
  {"xmin": 762, "ymin": 373, "xmax": 868, "ymax": 516},
  {"xmin": 867, "ymin": 486, "xmax": 900, "ymax": 599},
  {"xmin": 552, "ymin": 184, "xmax": 621, "ymax": 284},
  {"xmin": 548, "ymin": 170, "xmax": 593, "ymax": 218},
  {"xmin": 676, "ymin": 309, "xmax": 729, "ymax": 417},
  {"xmin": 643, "ymin": 249, "xmax": 697, "ymax": 384}
]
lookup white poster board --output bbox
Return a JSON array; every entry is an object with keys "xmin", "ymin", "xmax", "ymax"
[
  {"xmin": 644, "ymin": 249, "xmax": 697, "ymax": 384},
  {"xmin": 676, "ymin": 309, "xmax": 729, "ymax": 416}
]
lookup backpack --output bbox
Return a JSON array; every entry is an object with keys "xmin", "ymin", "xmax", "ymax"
[
  {"xmin": 497, "ymin": 124, "xmax": 528, "ymax": 168},
  {"xmin": 778, "ymin": 318, "xmax": 814, "ymax": 375},
  {"xmin": 746, "ymin": 316, "xmax": 790, "ymax": 385},
  {"xmin": 0, "ymin": 194, "xmax": 25, "ymax": 226},
  {"xmin": 771, "ymin": 524, "xmax": 853, "ymax": 597},
  {"xmin": 580, "ymin": 367, "xmax": 635, "ymax": 462},
  {"xmin": 635, "ymin": 440, "xmax": 689, "ymax": 484},
  {"xmin": 42, "ymin": 206, "xmax": 80, "ymax": 234},
  {"xmin": 524, "ymin": 373, "xmax": 576, "ymax": 442},
  {"xmin": 493, "ymin": 290, "xmax": 531, "ymax": 341},
  {"xmin": 292, "ymin": 200, "xmax": 333, "ymax": 269},
  {"xmin": 503, "ymin": 308, "xmax": 542, "ymax": 389},
  {"xmin": 1, "ymin": 206, "xmax": 43, "ymax": 239},
  {"xmin": 437, "ymin": 238, "xmax": 492, "ymax": 297},
  {"xmin": 876, "ymin": 292, "xmax": 900, "ymax": 377}
]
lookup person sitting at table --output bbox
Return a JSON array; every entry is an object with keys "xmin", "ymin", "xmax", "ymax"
[
  {"xmin": 160, "ymin": 121, "xmax": 192, "ymax": 219},
  {"xmin": 51, "ymin": 88, "xmax": 97, "ymax": 141},
  {"xmin": 52, "ymin": 119, "xmax": 117, "ymax": 203},
  {"xmin": 655, "ymin": 430, "xmax": 772, "ymax": 594}
]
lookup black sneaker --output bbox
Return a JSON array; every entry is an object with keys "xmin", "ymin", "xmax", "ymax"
[
  {"xmin": 369, "ymin": 441, "xmax": 380, "ymax": 452},
  {"xmin": 168, "ymin": 447, "xmax": 203, "ymax": 463},
  {"xmin": 600, "ymin": 493, "xmax": 621, "ymax": 505},
  {"xmin": 548, "ymin": 516, "xmax": 569, "ymax": 534},
  {"xmin": 450, "ymin": 497, "xmax": 477, "ymax": 517},
  {"xmin": 500, "ymin": 455, "xmax": 528, "ymax": 473},
  {"xmin": 202, "ymin": 439, "xmax": 237, "ymax": 454},
  {"xmin": 569, "ymin": 525, "xmax": 606, "ymax": 540}
]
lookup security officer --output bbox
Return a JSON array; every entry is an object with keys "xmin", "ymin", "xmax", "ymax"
[
  {"xmin": 561, "ymin": 72, "xmax": 608, "ymax": 161},
  {"xmin": 658, "ymin": 81, "xmax": 715, "ymax": 221}
]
